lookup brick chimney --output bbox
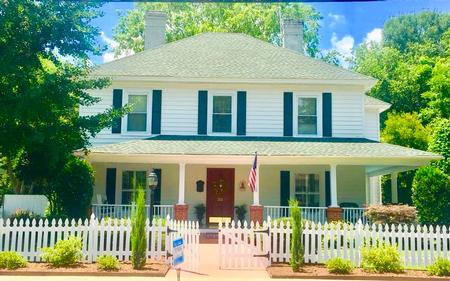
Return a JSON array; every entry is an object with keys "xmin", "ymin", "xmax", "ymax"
[
  {"xmin": 144, "ymin": 11, "xmax": 167, "ymax": 50},
  {"xmin": 281, "ymin": 19, "xmax": 304, "ymax": 54}
]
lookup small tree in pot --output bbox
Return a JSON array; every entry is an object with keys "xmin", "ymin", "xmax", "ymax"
[
  {"xmin": 194, "ymin": 204, "xmax": 206, "ymax": 225},
  {"xmin": 235, "ymin": 204, "xmax": 247, "ymax": 223}
]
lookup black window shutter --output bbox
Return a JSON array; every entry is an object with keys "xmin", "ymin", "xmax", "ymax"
[
  {"xmin": 153, "ymin": 169, "xmax": 162, "ymax": 205},
  {"xmin": 112, "ymin": 89, "xmax": 123, "ymax": 134},
  {"xmin": 151, "ymin": 90, "xmax": 162, "ymax": 134},
  {"xmin": 280, "ymin": 171, "xmax": 290, "ymax": 206},
  {"xmin": 283, "ymin": 92, "xmax": 293, "ymax": 136},
  {"xmin": 322, "ymin": 92, "xmax": 332, "ymax": 137},
  {"xmin": 237, "ymin": 91, "xmax": 247, "ymax": 135},
  {"xmin": 198, "ymin": 90, "xmax": 208, "ymax": 135},
  {"xmin": 106, "ymin": 168, "xmax": 117, "ymax": 204},
  {"xmin": 325, "ymin": 171, "xmax": 331, "ymax": 206}
]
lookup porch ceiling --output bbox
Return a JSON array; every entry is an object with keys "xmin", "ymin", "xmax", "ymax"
[{"xmin": 81, "ymin": 135, "xmax": 441, "ymax": 167}]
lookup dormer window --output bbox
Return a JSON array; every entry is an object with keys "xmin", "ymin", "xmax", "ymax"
[
  {"xmin": 208, "ymin": 92, "xmax": 236, "ymax": 134},
  {"xmin": 125, "ymin": 93, "xmax": 150, "ymax": 133},
  {"xmin": 294, "ymin": 94, "xmax": 322, "ymax": 137}
]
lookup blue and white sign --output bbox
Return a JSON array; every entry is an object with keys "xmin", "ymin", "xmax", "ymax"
[{"xmin": 172, "ymin": 237, "xmax": 184, "ymax": 266}]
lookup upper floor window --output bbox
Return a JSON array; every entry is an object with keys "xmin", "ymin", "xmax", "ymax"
[
  {"xmin": 127, "ymin": 94, "xmax": 147, "ymax": 132},
  {"xmin": 294, "ymin": 173, "xmax": 320, "ymax": 207},
  {"xmin": 212, "ymin": 96, "xmax": 232, "ymax": 133},
  {"xmin": 121, "ymin": 170, "xmax": 146, "ymax": 204},
  {"xmin": 298, "ymin": 97, "xmax": 317, "ymax": 135}
]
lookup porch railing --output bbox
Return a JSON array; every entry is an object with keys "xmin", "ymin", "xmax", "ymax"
[
  {"xmin": 342, "ymin": 207, "xmax": 368, "ymax": 224},
  {"xmin": 91, "ymin": 204, "xmax": 174, "ymax": 220},
  {"xmin": 264, "ymin": 206, "xmax": 327, "ymax": 223}
]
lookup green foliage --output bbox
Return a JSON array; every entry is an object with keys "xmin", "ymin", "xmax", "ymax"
[
  {"xmin": 96, "ymin": 255, "xmax": 120, "ymax": 271},
  {"xmin": 234, "ymin": 204, "xmax": 247, "ymax": 223},
  {"xmin": 113, "ymin": 3, "xmax": 322, "ymax": 57},
  {"xmin": 131, "ymin": 188, "xmax": 147, "ymax": 269},
  {"xmin": 41, "ymin": 236, "xmax": 83, "ymax": 267},
  {"xmin": 194, "ymin": 204, "xmax": 206, "ymax": 224},
  {"xmin": 0, "ymin": 252, "xmax": 27, "ymax": 270},
  {"xmin": 289, "ymin": 199, "xmax": 303, "ymax": 272},
  {"xmin": 412, "ymin": 166, "xmax": 450, "ymax": 225},
  {"xmin": 361, "ymin": 244, "xmax": 404, "ymax": 273},
  {"xmin": 429, "ymin": 118, "xmax": 450, "ymax": 174},
  {"xmin": 381, "ymin": 112, "xmax": 429, "ymax": 150},
  {"xmin": 364, "ymin": 204, "xmax": 416, "ymax": 224},
  {"xmin": 9, "ymin": 209, "xmax": 42, "ymax": 221},
  {"xmin": 45, "ymin": 156, "xmax": 94, "ymax": 219},
  {"xmin": 325, "ymin": 257, "xmax": 353, "ymax": 274},
  {"xmin": 428, "ymin": 257, "xmax": 450, "ymax": 276}
]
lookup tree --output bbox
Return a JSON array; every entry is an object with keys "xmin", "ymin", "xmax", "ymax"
[
  {"xmin": 428, "ymin": 118, "xmax": 450, "ymax": 175},
  {"xmin": 0, "ymin": 1, "xmax": 124, "ymax": 201},
  {"xmin": 412, "ymin": 166, "xmax": 450, "ymax": 225},
  {"xmin": 113, "ymin": 3, "xmax": 322, "ymax": 58},
  {"xmin": 131, "ymin": 188, "xmax": 147, "ymax": 269},
  {"xmin": 289, "ymin": 199, "xmax": 303, "ymax": 272}
]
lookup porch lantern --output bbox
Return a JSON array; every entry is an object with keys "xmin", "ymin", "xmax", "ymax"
[{"xmin": 147, "ymin": 169, "xmax": 159, "ymax": 225}]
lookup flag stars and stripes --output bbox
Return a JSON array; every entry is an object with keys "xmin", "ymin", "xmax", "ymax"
[{"xmin": 248, "ymin": 153, "xmax": 257, "ymax": 192}]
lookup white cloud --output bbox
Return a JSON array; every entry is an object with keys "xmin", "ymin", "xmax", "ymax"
[
  {"xmin": 364, "ymin": 28, "xmax": 383, "ymax": 44},
  {"xmin": 100, "ymin": 31, "xmax": 134, "ymax": 63},
  {"xmin": 328, "ymin": 13, "xmax": 345, "ymax": 28},
  {"xmin": 328, "ymin": 32, "xmax": 354, "ymax": 68}
]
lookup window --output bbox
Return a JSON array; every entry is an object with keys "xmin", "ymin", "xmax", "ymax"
[
  {"xmin": 121, "ymin": 171, "xmax": 146, "ymax": 204},
  {"xmin": 294, "ymin": 174, "xmax": 320, "ymax": 207},
  {"xmin": 127, "ymin": 95, "xmax": 147, "ymax": 132},
  {"xmin": 212, "ymin": 95, "xmax": 232, "ymax": 133},
  {"xmin": 297, "ymin": 97, "xmax": 317, "ymax": 135}
]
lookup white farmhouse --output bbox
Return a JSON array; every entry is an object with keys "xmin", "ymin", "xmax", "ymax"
[{"xmin": 81, "ymin": 12, "xmax": 440, "ymax": 224}]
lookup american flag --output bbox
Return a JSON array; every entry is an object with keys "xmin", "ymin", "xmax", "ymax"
[{"xmin": 248, "ymin": 153, "xmax": 257, "ymax": 192}]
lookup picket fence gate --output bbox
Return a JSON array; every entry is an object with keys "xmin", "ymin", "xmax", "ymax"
[
  {"xmin": 270, "ymin": 220, "xmax": 450, "ymax": 268},
  {"xmin": 0, "ymin": 215, "xmax": 200, "ymax": 270}
]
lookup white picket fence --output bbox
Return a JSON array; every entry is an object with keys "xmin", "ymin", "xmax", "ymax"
[
  {"xmin": 0, "ymin": 215, "xmax": 199, "ymax": 270},
  {"xmin": 270, "ymin": 220, "xmax": 450, "ymax": 268}
]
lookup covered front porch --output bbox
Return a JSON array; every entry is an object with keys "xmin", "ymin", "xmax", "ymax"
[{"xmin": 84, "ymin": 136, "xmax": 439, "ymax": 224}]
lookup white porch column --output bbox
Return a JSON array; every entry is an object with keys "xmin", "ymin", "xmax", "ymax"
[
  {"xmin": 178, "ymin": 163, "xmax": 186, "ymax": 204},
  {"xmin": 329, "ymin": 164, "xmax": 338, "ymax": 207},
  {"xmin": 391, "ymin": 172, "xmax": 398, "ymax": 203},
  {"xmin": 252, "ymin": 163, "xmax": 260, "ymax": 205},
  {"xmin": 365, "ymin": 175, "xmax": 370, "ymax": 205}
]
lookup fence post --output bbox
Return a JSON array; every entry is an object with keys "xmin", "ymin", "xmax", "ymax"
[{"xmin": 88, "ymin": 213, "xmax": 97, "ymax": 262}]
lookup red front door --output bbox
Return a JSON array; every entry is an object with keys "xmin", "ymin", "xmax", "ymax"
[{"xmin": 206, "ymin": 168, "xmax": 235, "ymax": 223}]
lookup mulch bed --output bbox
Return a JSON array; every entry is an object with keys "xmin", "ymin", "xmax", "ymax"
[
  {"xmin": 0, "ymin": 260, "xmax": 169, "ymax": 277},
  {"xmin": 267, "ymin": 264, "xmax": 450, "ymax": 281}
]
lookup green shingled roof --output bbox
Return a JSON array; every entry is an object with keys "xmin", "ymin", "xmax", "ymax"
[
  {"xmin": 88, "ymin": 136, "xmax": 439, "ymax": 159},
  {"xmin": 93, "ymin": 32, "xmax": 375, "ymax": 82}
]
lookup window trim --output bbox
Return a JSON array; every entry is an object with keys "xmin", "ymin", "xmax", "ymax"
[
  {"xmin": 293, "ymin": 173, "xmax": 320, "ymax": 207},
  {"xmin": 122, "ymin": 89, "xmax": 152, "ymax": 135},
  {"xmin": 293, "ymin": 93, "xmax": 322, "ymax": 137},
  {"xmin": 207, "ymin": 91, "xmax": 237, "ymax": 135},
  {"xmin": 121, "ymin": 170, "xmax": 147, "ymax": 204}
]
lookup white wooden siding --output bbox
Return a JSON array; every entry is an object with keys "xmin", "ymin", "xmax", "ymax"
[
  {"xmin": 364, "ymin": 109, "xmax": 380, "ymax": 141},
  {"xmin": 161, "ymin": 89, "xmax": 198, "ymax": 135},
  {"xmin": 80, "ymin": 86, "xmax": 371, "ymax": 144},
  {"xmin": 246, "ymin": 90, "xmax": 283, "ymax": 136},
  {"xmin": 332, "ymin": 92, "xmax": 364, "ymax": 138}
]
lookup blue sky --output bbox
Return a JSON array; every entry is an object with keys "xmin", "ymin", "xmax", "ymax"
[{"xmin": 91, "ymin": 0, "xmax": 450, "ymax": 65}]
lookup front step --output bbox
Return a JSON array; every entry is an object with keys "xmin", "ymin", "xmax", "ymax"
[{"xmin": 199, "ymin": 229, "xmax": 218, "ymax": 244}]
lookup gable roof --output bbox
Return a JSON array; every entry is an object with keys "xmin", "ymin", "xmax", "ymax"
[
  {"xmin": 93, "ymin": 32, "xmax": 376, "ymax": 86},
  {"xmin": 365, "ymin": 95, "xmax": 391, "ymax": 112}
]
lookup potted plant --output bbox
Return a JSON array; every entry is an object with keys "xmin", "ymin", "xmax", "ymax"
[
  {"xmin": 235, "ymin": 204, "xmax": 247, "ymax": 223},
  {"xmin": 194, "ymin": 204, "xmax": 206, "ymax": 225}
]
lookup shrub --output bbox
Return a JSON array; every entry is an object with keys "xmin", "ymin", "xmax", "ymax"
[
  {"xmin": 289, "ymin": 199, "xmax": 303, "ymax": 272},
  {"xmin": 235, "ymin": 204, "xmax": 247, "ymax": 223},
  {"xmin": 194, "ymin": 204, "xmax": 205, "ymax": 224},
  {"xmin": 428, "ymin": 257, "xmax": 450, "ymax": 276},
  {"xmin": 364, "ymin": 204, "xmax": 416, "ymax": 224},
  {"xmin": 326, "ymin": 257, "xmax": 353, "ymax": 274},
  {"xmin": 96, "ymin": 255, "xmax": 120, "ymax": 271},
  {"xmin": 361, "ymin": 244, "xmax": 403, "ymax": 273},
  {"xmin": 131, "ymin": 187, "xmax": 147, "ymax": 269},
  {"xmin": 41, "ymin": 236, "xmax": 83, "ymax": 267},
  {"xmin": 428, "ymin": 118, "xmax": 450, "ymax": 175},
  {"xmin": 0, "ymin": 252, "xmax": 27, "ymax": 270},
  {"xmin": 9, "ymin": 209, "xmax": 42, "ymax": 221},
  {"xmin": 412, "ymin": 166, "xmax": 450, "ymax": 225}
]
